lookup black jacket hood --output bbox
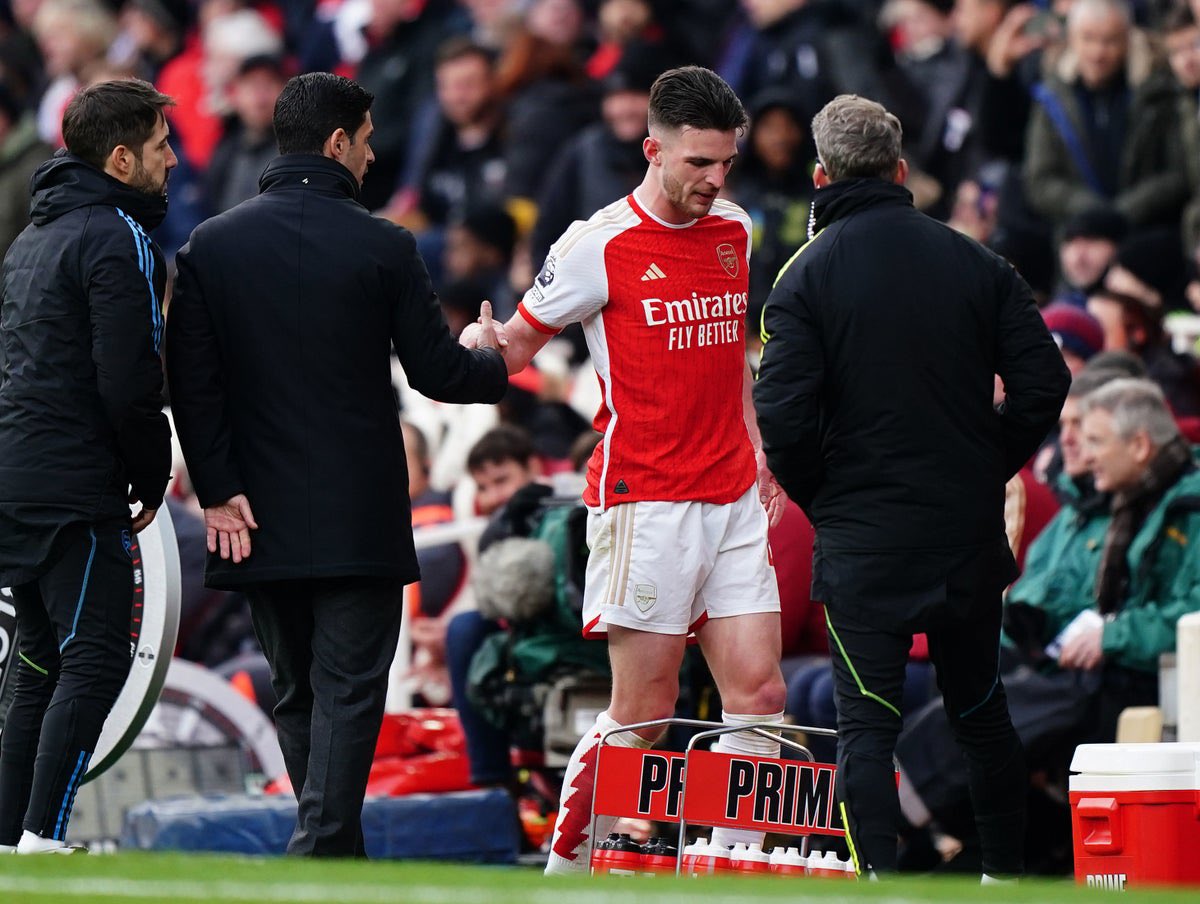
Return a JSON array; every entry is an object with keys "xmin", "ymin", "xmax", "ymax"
[
  {"xmin": 811, "ymin": 177, "xmax": 912, "ymax": 235},
  {"xmin": 29, "ymin": 152, "xmax": 168, "ymax": 231}
]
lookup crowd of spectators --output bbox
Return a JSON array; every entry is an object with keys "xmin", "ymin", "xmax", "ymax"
[
  {"xmin": 0, "ymin": 0, "xmax": 1197, "ymax": 319},
  {"xmin": 4, "ymin": 0, "xmax": 1200, "ymax": 872}
]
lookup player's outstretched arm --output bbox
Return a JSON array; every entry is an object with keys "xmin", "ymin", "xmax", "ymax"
[{"xmin": 497, "ymin": 313, "xmax": 553, "ymax": 375}]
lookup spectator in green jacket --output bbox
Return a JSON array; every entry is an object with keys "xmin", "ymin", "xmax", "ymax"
[{"xmin": 1075, "ymin": 378, "xmax": 1200, "ymax": 677}]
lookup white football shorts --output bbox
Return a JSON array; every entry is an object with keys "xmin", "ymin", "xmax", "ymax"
[{"xmin": 581, "ymin": 484, "xmax": 781, "ymax": 637}]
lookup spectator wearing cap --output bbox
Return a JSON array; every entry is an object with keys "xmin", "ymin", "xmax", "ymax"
[
  {"xmin": 529, "ymin": 41, "xmax": 659, "ymax": 268},
  {"xmin": 1023, "ymin": 0, "xmax": 1189, "ymax": 231},
  {"xmin": 727, "ymin": 88, "xmax": 814, "ymax": 331},
  {"xmin": 1054, "ymin": 208, "xmax": 1127, "ymax": 307},
  {"xmin": 443, "ymin": 204, "xmax": 518, "ymax": 320},
  {"xmin": 1042, "ymin": 301, "xmax": 1105, "ymax": 375},
  {"xmin": 0, "ymin": 84, "xmax": 51, "ymax": 263},
  {"xmin": 205, "ymin": 55, "xmax": 287, "ymax": 215}
]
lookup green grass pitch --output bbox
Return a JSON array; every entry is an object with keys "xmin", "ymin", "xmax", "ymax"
[{"xmin": 0, "ymin": 854, "xmax": 1197, "ymax": 904}]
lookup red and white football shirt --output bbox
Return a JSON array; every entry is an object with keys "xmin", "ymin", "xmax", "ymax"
[{"xmin": 518, "ymin": 192, "xmax": 756, "ymax": 510}]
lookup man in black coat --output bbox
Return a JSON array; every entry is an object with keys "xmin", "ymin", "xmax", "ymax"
[
  {"xmin": 754, "ymin": 94, "xmax": 1069, "ymax": 879},
  {"xmin": 165, "ymin": 73, "xmax": 508, "ymax": 857},
  {"xmin": 0, "ymin": 79, "xmax": 176, "ymax": 853}
]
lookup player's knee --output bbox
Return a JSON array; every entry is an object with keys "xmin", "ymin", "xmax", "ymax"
[
  {"xmin": 609, "ymin": 682, "xmax": 678, "ymax": 726},
  {"xmin": 757, "ymin": 674, "xmax": 788, "ymax": 714},
  {"xmin": 730, "ymin": 672, "xmax": 787, "ymax": 715}
]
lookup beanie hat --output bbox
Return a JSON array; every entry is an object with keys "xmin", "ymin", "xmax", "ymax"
[
  {"xmin": 1060, "ymin": 207, "xmax": 1127, "ymax": 244},
  {"xmin": 1115, "ymin": 227, "xmax": 1186, "ymax": 303},
  {"xmin": 1042, "ymin": 302, "xmax": 1104, "ymax": 361}
]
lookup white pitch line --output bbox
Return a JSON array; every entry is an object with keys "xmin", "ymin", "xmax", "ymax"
[{"xmin": 0, "ymin": 875, "xmax": 935, "ymax": 904}]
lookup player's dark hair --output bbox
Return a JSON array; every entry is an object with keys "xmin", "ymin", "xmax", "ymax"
[
  {"xmin": 648, "ymin": 66, "xmax": 748, "ymax": 134},
  {"xmin": 467, "ymin": 425, "xmax": 535, "ymax": 473},
  {"xmin": 62, "ymin": 79, "xmax": 174, "ymax": 171},
  {"xmin": 274, "ymin": 72, "xmax": 373, "ymax": 155}
]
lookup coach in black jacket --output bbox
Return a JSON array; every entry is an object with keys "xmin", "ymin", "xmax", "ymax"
[
  {"xmin": 0, "ymin": 81, "xmax": 175, "ymax": 852},
  {"xmin": 165, "ymin": 74, "xmax": 507, "ymax": 857},
  {"xmin": 754, "ymin": 96, "xmax": 1069, "ymax": 879}
]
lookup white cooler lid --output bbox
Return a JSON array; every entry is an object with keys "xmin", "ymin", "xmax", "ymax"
[{"xmin": 1071, "ymin": 742, "xmax": 1200, "ymax": 775}]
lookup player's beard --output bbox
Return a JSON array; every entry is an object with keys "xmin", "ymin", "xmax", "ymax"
[
  {"xmin": 663, "ymin": 169, "xmax": 713, "ymax": 219},
  {"xmin": 129, "ymin": 157, "xmax": 168, "ymax": 199}
]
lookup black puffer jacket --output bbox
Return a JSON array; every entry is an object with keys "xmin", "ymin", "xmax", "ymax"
[
  {"xmin": 0, "ymin": 153, "xmax": 171, "ymax": 582},
  {"xmin": 755, "ymin": 178, "xmax": 1069, "ymax": 625}
]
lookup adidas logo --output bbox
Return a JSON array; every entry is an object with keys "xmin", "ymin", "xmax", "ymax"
[{"xmin": 640, "ymin": 263, "xmax": 667, "ymax": 281}]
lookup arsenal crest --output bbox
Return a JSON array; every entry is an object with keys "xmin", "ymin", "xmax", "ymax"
[{"xmin": 716, "ymin": 243, "xmax": 738, "ymax": 277}]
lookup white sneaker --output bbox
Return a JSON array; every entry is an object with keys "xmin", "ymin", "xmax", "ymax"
[
  {"xmin": 0, "ymin": 844, "xmax": 15, "ymax": 854},
  {"xmin": 981, "ymin": 873, "xmax": 1018, "ymax": 885},
  {"xmin": 16, "ymin": 830, "xmax": 84, "ymax": 854}
]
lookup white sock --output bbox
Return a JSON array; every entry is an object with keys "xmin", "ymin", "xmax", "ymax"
[
  {"xmin": 544, "ymin": 710, "xmax": 652, "ymax": 875},
  {"xmin": 709, "ymin": 710, "xmax": 784, "ymax": 849}
]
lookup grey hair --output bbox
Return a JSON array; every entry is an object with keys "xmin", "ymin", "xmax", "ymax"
[
  {"xmin": 1068, "ymin": 0, "xmax": 1132, "ymax": 32},
  {"xmin": 1080, "ymin": 377, "xmax": 1180, "ymax": 446},
  {"xmin": 1067, "ymin": 366, "xmax": 1129, "ymax": 399},
  {"xmin": 811, "ymin": 94, "xmax": 903, "ymax": 182}
]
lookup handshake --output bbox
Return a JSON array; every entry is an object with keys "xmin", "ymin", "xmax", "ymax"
[{"xmin": 459, "ymin": 300, "xmax": 510, "ymax": 353}]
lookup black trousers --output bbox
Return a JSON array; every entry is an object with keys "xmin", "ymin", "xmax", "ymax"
[
  {"xmin": 246, "ymin": 576, "xmax": 404, "ymax": 857},
  {"xmin": 0, "ymin": 520, "xmax": 135, "ymax": 844},
  {"xmin": 826, "ymin": 572, "xmax": 1026, "ymax": 876}
]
